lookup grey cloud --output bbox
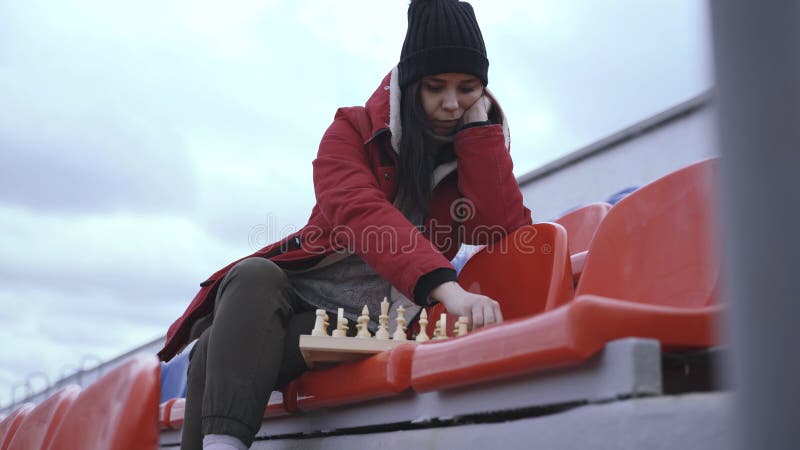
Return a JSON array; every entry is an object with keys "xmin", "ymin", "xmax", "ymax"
[{"xmin": 0, "ymin": 72, "xmax": 199, "ymax": 214}]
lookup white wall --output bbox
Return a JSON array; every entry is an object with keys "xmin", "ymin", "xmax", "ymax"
[{"xmin": 518, "ymin": 95, "xmax": 718, "ymax": 221}]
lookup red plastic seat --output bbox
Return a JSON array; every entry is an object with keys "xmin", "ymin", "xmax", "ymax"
[
  {"xmin": 47, "ymin": 355, "xmax": 160, "ymax": 450},
  {"xmin": 0, "ymin": 404, "xmax": 33, "ymax": 450},
  {"xmin": 7, "ymin": 387, "xmax": 80, "ymax": 450},
  {"xmin": 164, "ymin": 398, "xmax": 185, "ymax": 430},
  {"xmin": 555, "ymin": 202, "xmax": 612, "ymax": 284},
  {"xmin": 423, "ymin": 223, "xmax": 574, "ymax": 336},
  {"xmin": 294, "ymin": 344, "xmax": 415, "ymax": 411},
  {"xmin": 159, "ymin": 398, "xmax": 179, "ymax": 430},
  {"xmin": 555, "ymin": 202, "xmax": 612, "ymax": 254},
  {"xmin": 263, "ymin": 389, "xmax": 292, "ymax": 418},
  {"xmin": 163, "ymin": 388, "xmax": 292, "ymax": 431},
  {"xmin": 412, "ymin": 158, "xmax": 721, "ymax": 392}
]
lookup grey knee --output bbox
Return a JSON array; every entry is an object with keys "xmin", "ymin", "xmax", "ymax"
[
  {"xmin": 226, "ymin": 257, "xmax": 289, "ymax": 291},
  {"xmin": 215, "ymin": 258, "xmax": 293, "ymax": 317}
]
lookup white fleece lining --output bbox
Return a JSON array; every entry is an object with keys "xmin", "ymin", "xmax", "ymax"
[
  {"xmin": 388, "ymin": 66, "xmax": 402, "ymax": 154},
  {"xmin": 386, "ymin": 66, "xmax": 511, "ymax": 188}
]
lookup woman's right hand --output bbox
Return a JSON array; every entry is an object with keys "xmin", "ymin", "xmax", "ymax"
[{"xmin": 429, "ymin": 281, "xmax": 503, "ymax": 330}]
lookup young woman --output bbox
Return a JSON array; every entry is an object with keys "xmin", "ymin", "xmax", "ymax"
[{"xmin": 161, "ymin": 1, "xmax": 532, "ymax": 448}]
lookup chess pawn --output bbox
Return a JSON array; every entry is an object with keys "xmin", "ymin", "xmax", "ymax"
[
  {"xmin": 454, "ymin": 316, "xmax": 469, "ymax": 337},
  {"xmin": 356, "ymin": 305, "xmax": 372, "ymax": 339},
  {"xmin": 392, "ymin": 306, "xmax": 407, "ymax": 341},
  {"xmin": 311, "ymin": 309, "xmax": 329, "ymax": 336},
  {"xmin": 433, "ymin": 313, "xmax": 448, "ymax": 340},
  {"xmin": 376, "ymin": 297, "xmax": 390, "ymax": 340},
  {"xmin": 415, "ymin": 309, "xmax": 430, "ymax": 342},
  {"xmin": 332, "ymin": 308, "xmax": 349, "ymax": 337}
]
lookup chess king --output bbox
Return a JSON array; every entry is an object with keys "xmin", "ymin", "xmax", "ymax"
[{"xmin": 161, "ymin": 1, "xmax": 532, "ymax": 449}]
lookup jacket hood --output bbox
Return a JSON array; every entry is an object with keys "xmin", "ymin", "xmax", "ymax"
[{"xmin": 363, "ymin": 66, "xmax": 511, "ymax": 154}]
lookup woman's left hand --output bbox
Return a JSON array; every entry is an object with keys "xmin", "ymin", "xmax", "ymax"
[{"xmin": 461, "ymin": 95, "xmax": 492, "ymax": 125}]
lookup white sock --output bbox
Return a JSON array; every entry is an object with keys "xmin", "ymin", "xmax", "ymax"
[{"xmin": 203, "ymin": 434, "xmax": 248, "ymax": 450}]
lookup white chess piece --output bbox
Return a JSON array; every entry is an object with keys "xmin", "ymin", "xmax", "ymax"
[
  {"xmin": 433, "ymin": 312, "xmax": 448, "ymax": 340},
  {"xmin": 416, "ymin": 309, "xmax": 430, "ymax": 342},
  {"xmin": 376, "ymin": 297, "xmax": 390, "ymax": 340},
  {"xmin": 311, "ymin": 309, "xmax": 329, "ymax": 336},
  {"xmin": 455, "ymin": 316, "xmax": 469, "ymax": 337},
  {"xmin": 332, "ymin": 308, "xmax": 348, "ymax": 337},
  {"xmin": 356, "ymin": 305, "xmax": 372, "ymax": 338},
  {"xmin": 392, "ymin": 306, "xmax": 407, "ymax": 340}
]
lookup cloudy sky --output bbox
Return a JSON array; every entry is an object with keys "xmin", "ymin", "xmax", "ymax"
[{"xmin": 0, "ymin": 0, "xmax": 711, "ymax": 408}]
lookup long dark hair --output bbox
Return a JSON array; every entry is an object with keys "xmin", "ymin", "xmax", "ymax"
[
  {"xmin": 396, "ymin": 81, "xmax": 434, "ymax": 222},
  {"xmin": 396, "ymin": 81, "xmax": 503, "ymax": 222}
]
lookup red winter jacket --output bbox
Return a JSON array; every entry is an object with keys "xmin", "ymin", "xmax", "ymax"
[{"xmin": 158, "ymin": 68, "xmax": 532, "ymax": 361}]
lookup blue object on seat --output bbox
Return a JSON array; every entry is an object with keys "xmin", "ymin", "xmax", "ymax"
[
  {"xmin": 450, "ymin": 244, "xmax": 484, "ymax": 276},
  {"xmin": 606, "ymin": 186, "xmax": 638, "ymax": 205},
  {"xmin": 159, "ymin": 340, "xmax": 195, "ymax": 402}
]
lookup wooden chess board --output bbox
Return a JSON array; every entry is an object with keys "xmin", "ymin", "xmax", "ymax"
[
  {"xmin": 299, "ymin": 301, "xmax": 467, "ymax": 367},
  {"xmin": 299, "ymin": 335, "xmax": 419, "ymax": 367}
]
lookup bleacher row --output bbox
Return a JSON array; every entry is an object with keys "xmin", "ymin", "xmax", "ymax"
[{"xmin": 0, "ymin": 158, "xmax": 721, "ymax": 450}]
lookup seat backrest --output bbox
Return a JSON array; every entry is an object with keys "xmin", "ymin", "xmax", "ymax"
[
  {"xmin": 0, "ymin": 404, "xmax": 34, "ymax": 450},
  {"xmin": 576, "ymin": 158, "xmax": 720, "ymax": 308},
  {"xmin": 555, "ymin": 202, "xmax": 612, "ymax": 254},
  {"xmin": 7, "ymin": 386, "xmax": 80, "ymax": 450},
  {"xmin": 457, "ymin": 223, "xmax": 574, "ymax": 323},
  {"xmin": 47, "ymin": 355, "xmax": 160, "ymax": 450}
]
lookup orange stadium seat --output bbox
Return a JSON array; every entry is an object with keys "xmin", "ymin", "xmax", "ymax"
[
  {"xmin": 162, "ymin": 388, "xmax": 293, "ymax": 431},
  {"xmin": 164, "ymin": 398, "xmax": 185, "ymax": 430},
  {"xmin": 47, "ymin": 355, "xmax": 160, "ymax": 450},
  {"xmin": 555, "ymin": 202, "xmax": 612, "ymax": 284},
  {"xmin": 7, "ymin": 386, "xmax": 80, "ymax": 450},
  {"xmin": 424, "ymin": 222, "xmax": 574, "ymax": 336},
  {"xmin": 0, "ymin": 404, "xmax": 33, "ymax": 450},
  {"xmin": 411, "ymin": 158, "xmax": 722, "ymax": 392},
  {"xmin": 555, "ymin": 202, "xmax": 612, "ymax": 254},
  {"xmin": 159, "ymin": 398, "xmax": 179, "ymax": 430},
  {"xmin": 294, "ymin": 343, "xmax": 416, "ymax": 411},
  {"xmin": 263, "ymin": 389, "xmax": 292, "ymax": 418}
]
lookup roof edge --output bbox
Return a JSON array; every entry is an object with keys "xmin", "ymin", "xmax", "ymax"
[{"xmin": 516, "ymin": 89, "xmax": 714, "ymax": 187}]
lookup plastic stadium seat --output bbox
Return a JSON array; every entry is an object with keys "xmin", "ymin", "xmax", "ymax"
[
  {"xmin": 7, "ymin": 386, "xmax": 80, "ymax": 450},
  {"xmin": 424, "ymin": 223, "xmax": 574, "ymax": 337},
  {"xmin": 159, "ymin": 398, "xmax": 179, "ymax": 430},
  {"xmin": 47, "ymin": 355, "xmax": 160, "ymax": 450},
  {"xmin": 263, "ymin": 389, "xmax": 292, "ymax": 418},
  {"xmin": 421, "ymin": 223, "xmax": 574, "ymax": 337},
  {"xmin": 555, "ymin": 202, "xmax": 612, "ymax": 255},
  {"xmin": 294, "ymin": 344, "xmax": 416, "ymax": 411},
  {"xmin": 163, "ymin": 388, "xmax": 292, "ymax": 431},
  {"xmin": 0, "ymin": 404, "xmax": 33, "ymax": 450},
  {"xmin": 164, "ymin": 398, "xmax": 185, "ymax": 430},
  {"xmin": 411, "ymin": 159, "xmax": 721, "ymax": 392},
  {"xmin": 555, "ymin": 202, "xmax": 612, "ymax": 284}
]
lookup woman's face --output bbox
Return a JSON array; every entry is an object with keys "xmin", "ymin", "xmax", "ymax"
[{"xmin": 420, "ymin": 73, "xmax": 484, "ymax": 135}]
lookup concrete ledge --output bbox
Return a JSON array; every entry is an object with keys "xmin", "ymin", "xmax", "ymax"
[
  {"xmin": 160, "ymin": 338, "xmax": 664, "ymax": 447},
  {"xmin": 249, "ymin": 392, "xmax": 731, "ymax": 450}
]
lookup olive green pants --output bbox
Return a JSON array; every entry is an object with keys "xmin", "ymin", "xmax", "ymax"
[{"xmin": 180, "ymin": 258, "xmax": 317, "ymax": 450}]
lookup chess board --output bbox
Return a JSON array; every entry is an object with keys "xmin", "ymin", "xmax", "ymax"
[
  {"xmin": 299, "ymin": 335, "xmax": 418, "ymax": 367},
  {"xmin": 298, "ymin": 300, "xmax": 467, "ymax": 367}
]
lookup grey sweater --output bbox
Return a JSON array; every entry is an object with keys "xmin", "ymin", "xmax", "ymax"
[{"xmin": 284, "ymin": 131, "xmax": 456, "ymax": 333}]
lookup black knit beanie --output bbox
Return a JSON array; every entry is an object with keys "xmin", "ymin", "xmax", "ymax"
[{"xmin": 398, "ymin": 0, "xmax": 489, "ymax": 89}]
